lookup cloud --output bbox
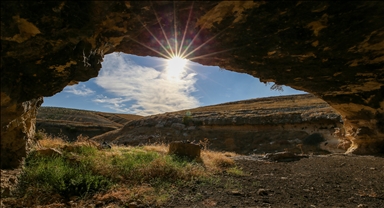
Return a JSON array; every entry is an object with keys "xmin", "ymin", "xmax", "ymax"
[
  {"xmin": 94, "ymin": 53, "xmax": 200, "ymax": 115},
  {"xmin": 64, "ymin": 84, "xmax": 95, "ymax": 96}
]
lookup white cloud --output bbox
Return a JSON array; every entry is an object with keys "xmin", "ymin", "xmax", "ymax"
[
  {"xmin": 64, "ymin": 84, "xmax": 95, "ymax": 96},
  {"xmin": 94, "ymin": 53, "xmax": 200, "ymax": 115}
]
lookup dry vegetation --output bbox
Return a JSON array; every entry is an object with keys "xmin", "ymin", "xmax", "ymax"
[
  {"xmin": 171, "ymin": 94, "xmax": 333, "ymax": 115},
  {"xmin": 37, "ymin": 107, "xmax": 142, "ymax": 125},
  {"xmin": 2, "ymin": 120, "xmax": 384, "ymax": 207},
  {"xmin": 2, "ymin": 132, "xmax": 241, "ymax": 207},
  {"xmin": 36, "ymin": 107, "xmax": 143, "ymax": 142}
]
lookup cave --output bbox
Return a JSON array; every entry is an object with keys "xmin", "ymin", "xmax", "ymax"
[{"xmin": 1, "ymin": 1, "xmax": 383, "ymax": 169}]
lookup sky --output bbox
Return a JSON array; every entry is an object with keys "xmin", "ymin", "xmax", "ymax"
[{"xmin": 42, "ymin": 52, "xmax": 306, "ymax": 116}]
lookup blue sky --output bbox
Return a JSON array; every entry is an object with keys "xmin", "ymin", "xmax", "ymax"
[{"xmin": 42, "ymin": 53, "xmax": 306, "ymax": 115}]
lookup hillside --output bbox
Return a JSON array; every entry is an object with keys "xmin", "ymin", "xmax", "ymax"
[
  {"xmin": 93, "ymin": 94, "xmax": 345, "ymax": 155},
  {"xmin": 36, "ymin": 107, "xmax": 142, "ymax": 141}
]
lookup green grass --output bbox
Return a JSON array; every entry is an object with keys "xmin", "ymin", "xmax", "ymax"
[
  {"xmin": 15, "ymin": 138, "xmax": 232, "ymax": 206},
  {"xmin": 227, "ymin": 166, "xmax": 247, "ymax": 176},
  {"xmin": 109, "ymin": 149, "xmax": 203, "ymax": 183},
  {"xmin": 19, "ymin": 152, "xmax": 111, "ymax": 199}
]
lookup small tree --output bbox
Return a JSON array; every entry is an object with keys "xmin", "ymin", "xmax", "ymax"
[{"xmin": 270, "ymin": 83, "xmax": 284, "ymax": 92}]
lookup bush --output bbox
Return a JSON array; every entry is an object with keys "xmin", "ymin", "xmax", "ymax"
[{"xmin": 182, "ymin": 115, "xmax": 194, "ymax": 126}]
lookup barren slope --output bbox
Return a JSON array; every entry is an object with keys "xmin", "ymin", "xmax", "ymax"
[
  {"xmin": 36, "ymin": 107, "xmax": 142, "ymax": 141},
  {"xmin": 93, "ymin": 94, "xmax": 345, "ymax": 155}
]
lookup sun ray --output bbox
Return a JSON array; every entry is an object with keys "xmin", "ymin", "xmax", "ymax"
[
  {"xmin": 184, "ymin": 25, "xmax": 231, "ymax": 60},
  {"xmin": 129, "ymin": 2, "xmax": 240, "ymax": 79},
  {"xmin": 183, "ymin": 63, "xmax": 228, "ymax": 88},
  {"xmin": 151, "ymin": 2, "xmax": 175, "ymax": 57},
  {"xmin": 179, "ymin": 19, "xmax": 208, "ymax": 58},
  {"xmin": 188, "ymin": 47, "xmax": 242, "ymax": 61},
  {"xmin": 178, "ymin": 2, "xmax": 194, "ymax": 59},
  {"xmin": 173, "ymin": 1, "xmax": 179, "ymax": 57},
  {"xmin": 133, "ymin": 13, "xmax": 173, "ymax": 59},
  {"xmin": 128, "ymin": 36, "xmax": 170, "ymax": 59}
]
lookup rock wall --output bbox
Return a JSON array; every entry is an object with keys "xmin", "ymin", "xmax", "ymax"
[
  {"xmin": 1, "ymin": 1, "xmax": 383, "ymax": 168},
  {"xmin": 1, "ymin": 95, "xmax": 42, "ymax": 168}
]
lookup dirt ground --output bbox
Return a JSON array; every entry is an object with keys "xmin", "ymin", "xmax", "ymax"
[
  {"xmin": 1, "ymin": 154, "xmax": 383, "ymax": 208},
  {"xmin": 168, "ymin": 154, "xmax": 384, "ymax": 208}
]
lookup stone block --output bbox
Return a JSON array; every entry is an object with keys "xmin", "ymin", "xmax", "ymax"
[{"xmin": 168, "ymin": 141, "xmax": 201, "ymax": 160}]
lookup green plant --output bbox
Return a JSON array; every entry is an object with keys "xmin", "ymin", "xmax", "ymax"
[
  {"xmin": 112, "ymin": 151, "xmax": 160, "ymax": 179},
  {"xmin": 16, "ymin": 137, "xmax": 237, "ymax": 206},
  {"xmin": 227, "ymin": 166, "xmax": 246, "ymax": 176},
  {"xmin": 182, "ymin": 115, "xmax": 193, "ymax": 125},
  {"xmin": 182, "ymin": 111, "xmax": 204, "ymax": 126},
  {"xmin": 18, "ymin": 153, "xmax": 111, "ymax": 199},
  {"xmin": 111, "ymin": 150, "xmax": 204, "ymax": 183}
]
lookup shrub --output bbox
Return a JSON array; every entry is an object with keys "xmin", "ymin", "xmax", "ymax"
[
  {"xmin": 182, "ymin": 115, "xmax": 204, "ymax": 126},
  {"xmin": 182, "ymin": 115, "xmax": 194, "ymax": 125}
]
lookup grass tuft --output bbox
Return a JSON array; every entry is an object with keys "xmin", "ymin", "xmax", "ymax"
[
  {"xmin": 201, "ymin": 150, "xmax": 236, "ymax": 172},
  {"xmin": 19, "ymin": 152, "xmax": 111, "ymax": 199}
]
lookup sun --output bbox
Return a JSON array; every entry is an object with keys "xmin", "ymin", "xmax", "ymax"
[{"xmin": 166, "ymin": 56, "xmax": 188, "ymax": 79}]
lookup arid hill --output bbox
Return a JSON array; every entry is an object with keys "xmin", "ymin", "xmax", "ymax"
[
  {"xmin": 36, "ymin": 107, "xmax": 142, "ymax": 141},
  {"xmin": 93, "ymin": 94, "xmax": 345, "ymax": 155}
]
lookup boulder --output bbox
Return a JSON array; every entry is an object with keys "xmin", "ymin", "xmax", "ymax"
[
  {"xmin": 264, "ymin": 151, "xmax": 308, "ymax": 162},
  {"xmin": 168, "ymin": 141, "xmax": 201, "ymax": 160}
]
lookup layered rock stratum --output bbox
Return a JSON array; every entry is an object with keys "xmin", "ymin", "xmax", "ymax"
[
  {"xmin": 1, "ymin": 1, "xmax": 383, "ymax": 168},
  {"xmin": 93, "ymin": 94, "xmax": 345, "ymax": 155}
]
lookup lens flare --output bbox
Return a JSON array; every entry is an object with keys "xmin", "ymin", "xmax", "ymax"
[
  {"xmin": 128, "ymin": 2, "xmax": 238, "ymax": 80},
  {"xmin": 166, "ymin": 56, "xmax": 187, "ymax": 79}
]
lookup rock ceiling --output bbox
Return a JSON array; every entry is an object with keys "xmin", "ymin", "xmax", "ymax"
[{"xmin": 1, "ymin": 1, "xmax": 383, "ymax": 168}]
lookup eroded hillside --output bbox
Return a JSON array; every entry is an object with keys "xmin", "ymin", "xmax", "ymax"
[
  {"xmin": 36, "ymin": 107, "xmax": 142, "ymax": 141},
  {"xmin": 93, "ymin": 94, "xmax": 345, "ymax": 155}
]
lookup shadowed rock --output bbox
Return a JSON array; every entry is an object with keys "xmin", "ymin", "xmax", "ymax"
[
  {"xmin": 168, "ymin": 141, "xmax": 201, "ymax": 160},
  {"xmin": 1, "ymin": 1, "xmax": 383, "ymax": 168}
]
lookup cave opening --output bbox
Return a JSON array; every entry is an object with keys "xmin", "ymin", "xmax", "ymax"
[
  {"xmin": 43, "ymin": 0, "xmax": 307, "ymax": 116},
  {"xmin": 42, "ymin": 52, "xmax": 306, "ymax": 116},
  {"xmin": 2, "ymin": 1, "xmax": 383, "ymax": 169}
]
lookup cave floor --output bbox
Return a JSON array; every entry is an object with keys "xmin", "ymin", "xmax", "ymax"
[
  {"xmin": 169, "ymin": 154, "xmax": 384, "ymax": 208},
  {"xmin": 1, "ymin": 154, "xmax": 383, "ymax": 207}
]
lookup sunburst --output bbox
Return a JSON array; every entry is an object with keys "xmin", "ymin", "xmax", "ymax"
[
  {"xmin": 127, "ymin": 2, "xmax": 238, "ymax": 80},
  {"xmin": 166, "ymin": 55, "xmax": 188, "ymax": 79}
]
